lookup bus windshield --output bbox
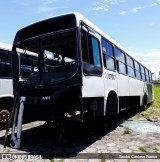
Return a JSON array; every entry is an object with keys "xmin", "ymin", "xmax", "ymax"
[{"xmin": 15, "ymin": 28, "xmax": 78, "ymax": 84}]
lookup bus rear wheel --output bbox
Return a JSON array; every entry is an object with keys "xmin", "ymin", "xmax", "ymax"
[{"xmin": 0, "ymin": 109, "xmax": 11, "ymax": 125}]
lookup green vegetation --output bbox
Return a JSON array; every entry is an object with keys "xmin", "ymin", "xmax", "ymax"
[
  {"xmin": 138, "ymin": 146, "xmax": 148, "ymax": 153},
  {"xmin": 127, "ymin": 159, "xmax": 131, "ymax": 162},
  {"xmin": 142, "ymin": 85, "xmax": 160, "ymax": 120},
  {"xmin": 152, "ymin": 85, "xmax": 160, "ymax": 108},
  {"xmin": 135, "ymin": 86, "xmax": 160, "ymax": 120},
  {"xmin": 152, "ymin": 147, "xmax": 159, "ymax": 153},
  {"xmin": 50, "ymin": 160, "xmax": 63, "ymax": 162},
  {"xmin": 123, "ymin": 126, "xmax": 131, "ymax": 134},
  {"xmin": 50, "ymin": 160, "xmax": 54, "ymax": 162}
]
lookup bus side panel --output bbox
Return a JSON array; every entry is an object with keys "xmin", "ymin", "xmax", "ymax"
[
  {"xmin": 146, "ymin": 83, "xmax": 154, "ymax": 103},
  {"xmin": 129, "ymin": 78, "xmax": 144, "ymax": 96},
  {"xmin": 129, "ymin": 78, "xmax": 145, "ymax": 106},
  {"xmin": 117, "ymin": 74, "xmax": 129, "ymax": 96},
  {"xmin": 0, "ymin": 79, "xmax": 13, "ymax": 98},
  {"xmin": 82, "ymin": 75, "xmax": 104, "ymax": 97},
  {"xmin": 103, "ymin": 70, "xmax": 117, "ymax": 98}
]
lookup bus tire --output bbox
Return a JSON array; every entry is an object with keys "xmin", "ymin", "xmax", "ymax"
[{"xmin": 0, "ymin": 104, "xmax": 12, "ymax": 125}]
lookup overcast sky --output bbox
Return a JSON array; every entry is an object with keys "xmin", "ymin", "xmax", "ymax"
[{"xmin": 0, "ymin": 0, "xmax": 160, "ymax": 78}]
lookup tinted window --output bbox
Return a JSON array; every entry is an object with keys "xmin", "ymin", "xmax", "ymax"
[
  {"xmin": 134, "ymin": 61, "xmax": 141, "ymax": 80},
  {"xmin": 0, "ymin": 49, "xmax": 12, "ymax": 78},
  {"xmin": 126, "ymin": 55, "xmax": 134, "ymax": 68},
  {"xmin": 145, "ymin": 69, "xmax": 149, "ymax": 82},
  {"xmin": 101, "ymin": 38, "xmax": 115, "ymax": 71},
  {"xmin": 149, "ymin": 71, "xmax": 152, "ymax": 82},
  {"xmin": 126, "ymin": 55, "xmax": 135, "ymax": 77},
  {"xmin": 91, "ymin": 37, "xmax": 101, "ymax": 67},
  {"xmin": 140, "ymin": 65, "xmax": 145, "ymax": 81},
  {"xmin": 115, "ymin": 48, "xmax": 127, "ymax": 74},
  {"xmin": 20, "ymin": 54, "xmax": 38, "ymax": 78},
  {"xmin": 81, "ymin": 29, "xmax": 101, "ymax": 68},
  {"xmin": 101, "ymin": 39, "xmax": 114, "ymax": 57},
  {"xmin": 115, "ymin": 48, "xmax": 125, "ymax": 63},
  {"xmin": 119, "ymin": 62, "xmax": 126, "ymax": 74},
  {"xmin": 134, "ymin": 61, "xmax": 140, "ymax": 71},
  {"xmin": 127, "ymin": 66, "xmax": 135, "ymax": 77},
  {"xmin": 106, "ymin": 55, "xmax": 115, "ymax": 71}
]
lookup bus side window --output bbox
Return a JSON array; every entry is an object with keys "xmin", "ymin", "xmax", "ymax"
[
  {"xmin": 20, "ymin": 54, "xmax": 38, "ymax": 79},
  {"xmin": 140, "ymin": 65, "xmax": 146, "ymax": 81},
  {"xmin": 134, "ymin": 61, "xmax": 141, "ymax": 80},
  {"xmin": 114, "ymin": 48, "xmax": 127, "ymax": 75},
  {"xmin": 126, "ymin": 55, "xmax": 135, "ymax": 77},
  {"xmin": 145, "ymin": 69, "xmax": 149, "ymax": 82},
  {"xmin": 0, "ymin": 49, "xmax": 12, "ymax": 78},
  {"xmin": 81, "ymin": 29, "xmax": 90, "ymax": 63},
  {"xmin": 81, "ymin": 29, "xmax": 101, "ymax": 67},
  {"xmin": 91, "ymin": 37, "xmax": 101, "ymax": 67},
  {"xmin": 101, "ymin": 38, "xmax": 115, "ymax": 71},
  {"xmin": 149, "ymin": 71, "xmax": 152, "ymax": 82}
]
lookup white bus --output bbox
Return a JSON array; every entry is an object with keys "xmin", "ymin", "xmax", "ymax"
[
  {"xmin": 0, "ymin": 42, "xmax": 38, "ymax": 126},
  {"xmin": 0, "ymin": 42, "xmax": 13, "ymax": 125},
  {"xmin": 7, "ymin": 12, "xmax": 154, "ymax": 148}
]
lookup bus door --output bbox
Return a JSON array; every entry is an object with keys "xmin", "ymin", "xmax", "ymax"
[{"xmin": 81, "ymin": 26, "xmax": 104, "ymax": 99}]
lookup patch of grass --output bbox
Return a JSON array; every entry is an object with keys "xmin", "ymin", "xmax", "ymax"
[
  {"xmin": 134, "ymin": 110, "xmax": 142, "ymax": 119},
  {"xmin": 152, "ymin": 86, "xmax": 160, "ymax": 108},
  {"xmin": 98, "ymin": 153, "xmax": 106, "ymax": 162},
  {"xmin": 134, "ymin": 86, "xmax": 160, "ymax": 120},
  {"xmin": 50, "ymin": 160, "xmax": 63, "ymax": 162},
  {"xmin": 152, "ymin": 147, "xmax": 159, "ymax": 152},
  {"xmin": 142, "ymin": 107, "xmax": 160, "ymax": 120},
  {"xmin": 50, "ymin": 160, "xmax": 55, "ymax": 162},
  {"xmin": 138, "ymin": 146, "xmax": 148, "ymax": 153},
  {"xmin": 123, "ymin": 126, "xmax": 131, "ymax": 134}
]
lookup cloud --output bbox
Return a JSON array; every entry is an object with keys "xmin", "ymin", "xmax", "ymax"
[
  {"xmin": 92, "ymin": 5, "xmax": 110, "ymax": 11},
  {"xmin": 151, "ymin": 3, "xmax": 158, "ymax": 7},
  {"xmin": 89, "ymin": 0, "xmax": 129, "ymax": 12},
  {"xmin": 12, "ymin": 0, "xmax": 68, "ymax": 14},
  {"xmin": 150, "ymin": 0, "xmax": 160, "ymax": 7},
  {"xmin": 119, "ymin": 11, "xmax": 127, "ymax": 15},
  {"xmin": 96, "ymin": 0, "xmax": 129, "ymax": 5},
  {"xmin": 126, "ymin": 47, "xmax": 160, "ymax": 77},
  {"xmin": 140, "ymin": 49, "xmax": 160, "ymax": 77},
  {"xmin": 130, "ymin": 6, "xmax": 146, "ymax": 13},
  {"xmin": 149, "ymin": 22, "xmax": 155, "ymax": 26},
  {"xmin": 120, "ymin": 6, "xmax": 146, "ymax": 15}
]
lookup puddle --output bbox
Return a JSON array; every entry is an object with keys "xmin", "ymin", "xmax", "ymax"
[{"xmin": 123, "ymin": 120, "xmax": 160, "ymax": 133}]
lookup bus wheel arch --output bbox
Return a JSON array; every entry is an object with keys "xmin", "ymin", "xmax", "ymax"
[
  {"xmin": 105, "ymin": 91, "xmax": 118, "ymax": 114},
  {"xmin": 142, "ymin": 93, "xmax": 148, "ymax": 110}
]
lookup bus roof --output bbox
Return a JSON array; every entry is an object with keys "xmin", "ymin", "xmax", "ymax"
[
  {"xmin": 73, "ymin": 12, "xmax": 150, "ymax": 71},
  {"xmin": 0, "ymin": 42, "xmax": 12, "ymax": 51},
  {"xmin": 16, "ymin": 12, "xmax": 150, "ymax": 71}
]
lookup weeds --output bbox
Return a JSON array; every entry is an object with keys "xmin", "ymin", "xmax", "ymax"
[
  {"xmin": 123, "ymin": 126, "xmax": 131, "ymax": 134},
  {"xmin": 138, "ymin": 146, "xmax": 148, "ymax": 153},
  {"xmin": 152, "ymin": 147, "xmax": 159, "ymax": 152}
]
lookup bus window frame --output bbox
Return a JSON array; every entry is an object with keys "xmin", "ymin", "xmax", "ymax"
[{"xmin": 101, "ymin": 38, "xmax": 116, "ymax": 72}]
